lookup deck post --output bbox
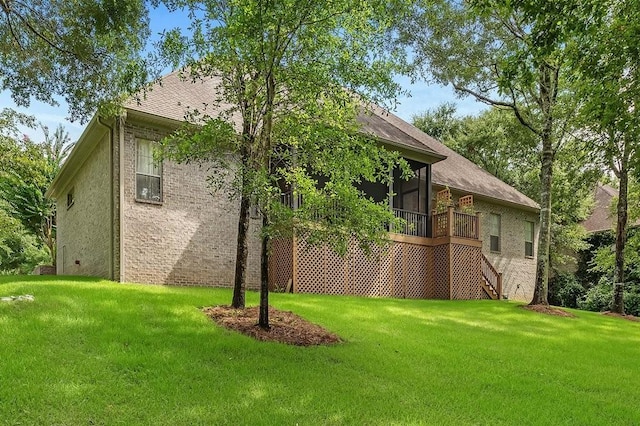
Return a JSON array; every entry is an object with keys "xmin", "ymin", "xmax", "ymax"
[
  {"xmin": 475, "ymin": 212, "xmax": 482, "ymax": 240},
  {"xmin": 426, "ymin": 164, "xmax": 432, "ymax": 237},
  {"xmin": 498, "ymin": 272, "xmax": 503, "ymax": 299},
  {"xmin": 292, "ymin": 233, "xmax": 298, "ymax": 293},
  {"xmin": 447, "ymin": 206, "xmax": 454, "ymax": 237},
  {"xmin": 448, "ymin": 242, "xmax": 453, "ymax": 299}
]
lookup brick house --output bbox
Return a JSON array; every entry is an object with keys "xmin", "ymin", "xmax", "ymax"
[{"xmin": 47, "ymin": 72, "xmax": 539, "ymax": 301}]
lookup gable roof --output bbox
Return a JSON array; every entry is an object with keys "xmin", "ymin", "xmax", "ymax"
[
  {"xmin": 582, "ymin": 184, "xmax": 640, "ymax": 233},
  {"xmin": 127, "ymin": 72, "xmax": 538, "ymax": 211},
  {"xmin": 363, "ymin": 107, "xmax": 540, "ymax": 211},
  {"xmin": 125, "ymin": 71, "xmax": 445, "ymax": 164},
  {"xmin": 52, "ymin": 71, "xmax": 538, "ymax": 212},
  {"xmin": 582, "ymin": 184, "xmax": 617, "ymax": 233}
]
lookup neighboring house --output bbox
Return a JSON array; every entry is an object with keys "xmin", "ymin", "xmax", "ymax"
[
  {"xmin": 47, "ymin": 71, "xmax": 540, "ymax": 301},
  {"xmin": 582, "ymin": 183, "xmax": 640, "ymax": 234},
  {"xmin": 555, "ymin": 183, "xmax": 640, "ymax": 280}
]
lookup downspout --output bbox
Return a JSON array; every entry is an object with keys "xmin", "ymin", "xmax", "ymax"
[
  {"xmin": 118, "ymin": 113, "xmax": 126, "ymax": 282},
  {"xmin": 96, "ymin": 115, "xmax": 115, "ymax": 281},
  {"xmin": 426, "ymin": 164, "xmax": 432, "ymax": 237}
]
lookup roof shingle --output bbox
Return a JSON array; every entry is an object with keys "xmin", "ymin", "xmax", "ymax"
[{"xmin": 125, "ymin": 71, "xmax": 539, "ymax": 211}]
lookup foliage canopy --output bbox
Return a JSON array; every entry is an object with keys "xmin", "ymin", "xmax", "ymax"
[{"xmin": 0, "ymin": 0, "xmax": 151, "ymax": 121}]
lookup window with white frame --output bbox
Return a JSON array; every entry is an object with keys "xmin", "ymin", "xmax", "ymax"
[
  {"xmin": 489, "ymin": 213, "xmax": 501, "ymax": 252},
  {"xmin": 136, "ymin": 139, "xmax": 162, "ymax": 202},
  {"xmin": 525, "ymin": 220, "xmax": 535, "ymax": 257}
]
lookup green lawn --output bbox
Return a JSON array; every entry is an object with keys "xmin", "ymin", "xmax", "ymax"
[{"xmin": 1, "ymin": 276, "xmax": 639, "ymax": 425}]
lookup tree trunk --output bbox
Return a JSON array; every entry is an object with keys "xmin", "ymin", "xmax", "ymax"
[
  {"xmin": 45, "ymin": 219, "xmax": 56, "ymax": 267},
  {"xmin": 529, "ymin": 64, "xmax": 557, "ymax": 306},
  {"xmin": 258, "ymin": 215, "xmax": 270, "ymax": 329},
  {"xmin": 231, "ymin": 144, "xmax": 252, "ymax": 309},
  {"xmin": 530, "ymin": 143, "xmax": 553, "ymax": 305},
  {"xmin": 612, "ymin": 162, "xmax": 628, "ymax": 314},
  {"xmin": 231, "ymin": 193, "xmax": 251, "ymax": 308},
  {"xmin": 258, "ymin": 71, "xmax": 276, "ymax": 329}
]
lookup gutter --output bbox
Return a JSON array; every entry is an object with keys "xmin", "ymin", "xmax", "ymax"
[{"xmin": 432, "ymin": 182, "xmax": 541, "ymax": 213}]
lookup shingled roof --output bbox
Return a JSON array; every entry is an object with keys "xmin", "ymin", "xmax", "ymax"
[
  {"xmin": 582, "ymin": 184, "xmax": 640, "ymax": 233},
  {"xmin": 361, "ymin": 107, "xmax": 539, "ymax": 211},
  {"xmin": 125, "ymin": 71, "xmax": 539, "ymax": 212}
]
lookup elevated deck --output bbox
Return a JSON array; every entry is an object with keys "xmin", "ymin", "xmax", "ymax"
[{"xmin": 269, "ymin": 206, "xmax": 501, "ymax": 300}]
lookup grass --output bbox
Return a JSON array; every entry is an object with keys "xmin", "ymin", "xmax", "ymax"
[{"xmin": 1, "ymin": 276, "xmax": 639, "ymax": 425}]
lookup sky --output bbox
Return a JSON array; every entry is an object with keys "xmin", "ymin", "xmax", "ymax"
[{"xmin": 0, "ymin": 5, "xmax": 488, "ymax": 143}]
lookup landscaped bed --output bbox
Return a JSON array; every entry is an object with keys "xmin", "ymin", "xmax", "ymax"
[{"xmin": 1, "ymin": 275, "xmax": 639, "ymax": 425}]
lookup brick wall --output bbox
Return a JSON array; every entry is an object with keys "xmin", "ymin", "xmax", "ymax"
[
  {"xmin": 120, "ymin": 119, "xmax": 261, "ymax": 288},
  {"xmin": 473, "ymin": 199, "xmax": 539, "ymax": 302},
  {"xmin": 446, "ymin": 191, "xmax": 538, "ymax": 301},
  {"xmin": 56, "ymin": 131, "xmax": 112, "ymax": 278}
]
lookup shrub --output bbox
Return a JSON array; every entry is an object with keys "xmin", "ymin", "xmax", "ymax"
[
  {"xmin": 578, "ymin": 277, "xmax": 613, "ymax": 312},
  {"xmin": 0, "ymin": 209, "xmax": 48, "ymax": 274},
  {"xmin": 623, "ymin": 285, "xmax": 640, "ymax": 317},
  {"xmin": 578, "ymin": 278, "xmax": 640, "ymax": 316},
  {"xmin": 549, "ymin": 272, "xmax": 585, "ymax": 308}
]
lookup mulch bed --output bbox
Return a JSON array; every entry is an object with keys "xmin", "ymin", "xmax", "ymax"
[
  {"xmin": 602, "ymin": 311, "xmax": 640, "ymax": 322},
  {"xmin": 203, "ymin": 305, "xmax": 342, "ymax": 346},
  {"xmin": 521, "ymin": 304, "xmax": 576, "ymax": 317}
]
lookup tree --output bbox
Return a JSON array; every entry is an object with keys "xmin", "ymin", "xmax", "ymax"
[
  {"xmin": 402, "ymin": 0, "xmax": 579, "ymax": 305},
  {"xmin": 414, "ymin": 106, "xmax": 539, "ymax": 189},
  {"xmin": 411, "ymin": 102, "xmax": 463, "ymax": 142},
  {"xmin": 0, "ymin": 0, "xmax": 151, "ymax": 121},
  {"xmin": 42, "ymin": 124, "xmax": 75, "ymax": 172},
  {"xmin": 157, "ymin": 0, "xmax": 411, "ymax": 328},
  {"xmin": 0, "ymin": 114, "xmax": 74, "ymax": 266},
  {"xmin": 565, "ymin": 0, "xmax": 640, "ymax": 314},
  {"xmin": 0, "ymin": 208, "xmax": 48, "ymax": 274},
  {"xmin": 589, "ymin": 179, "xmax": 640, "ymax": 288},
  {"xmin": 413, "ymin": 105, "xmax": 599, "ymax": 272}
]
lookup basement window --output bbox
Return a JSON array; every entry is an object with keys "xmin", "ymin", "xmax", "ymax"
[{"xmin": 136, "ymin": 139, "xmax": 162, "ymax": 203}]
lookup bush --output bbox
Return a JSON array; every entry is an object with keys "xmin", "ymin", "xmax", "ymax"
[
  {"xmin": 0, "ymin": 209, "xmax": 48, "ymax": 274},
  {"xmin": 549, "ymin": 272, "xmax": 586, "ymax": 308},
  {"xmin": 578, "ymin": 278, "xmax": 640, "ymax": 316},
  {"xmin": 578, "ymin": 278, "xmax": 612, "ymax": 312},
  {"xmin": 623, "ymin": 286, "xmax": 640, "ymax": 317}
]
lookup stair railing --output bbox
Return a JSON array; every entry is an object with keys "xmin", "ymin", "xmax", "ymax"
[{"xmin": 481, "ymin": 254, "xmax": 502, "ymax": 299}]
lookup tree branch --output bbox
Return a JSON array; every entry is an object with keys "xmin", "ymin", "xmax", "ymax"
[
  {"xmin": 11, "ymin": 8, "xmax": 76, "ymax": 57},
  {"xmin": 452, "ymin": 82, "xmax": 540, "ymax": 136}
]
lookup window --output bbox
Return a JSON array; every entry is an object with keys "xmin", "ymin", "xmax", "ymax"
[
  {"xmin": 525, "ymin": 221, "xmax": 535, "ymax": 257},
  {"xmin": 136, "ymin": 139, "xmax": 162, "ymax": 202},
  {"xmin": 489, "ymin": 213, "xmax": 501, "ymax": 252},
  {"xmin": 394, "ymin": 166, "xmax": 428, "ymax": 213},
  {"xmin": 66, "ymin": 188, "xmax": 75, "ymax": 209}
]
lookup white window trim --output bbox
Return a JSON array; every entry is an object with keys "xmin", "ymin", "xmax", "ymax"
[
  {"xmin": 135, "ymin": 139, "xmax": 163, "ymax": 204},
  {"xmin": 525, "ymin": 220, "xmax": 535, "ymax": 258},
  {"xmin": 489, "ymin": 213, "xmax": 501, "ymax": 253}
]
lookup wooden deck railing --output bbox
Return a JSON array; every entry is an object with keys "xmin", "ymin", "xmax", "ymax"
[
  {"xmin": 392, "ymin": 208, "xmax": 429, "ymax": 237},
  {"xmin": 432, "ymin": 206, "xmax": 480, "ymax": 239},
  {"xmin": 481, "ymin": 254, "xmax": 502, "ymax": 299},
  {"xmin": 281, "ymin": 192, "xmax": 432, "ymax": 238},
  {"xmin": 280, "ymin": 193, "xmax": 480, "ymax": 240}
]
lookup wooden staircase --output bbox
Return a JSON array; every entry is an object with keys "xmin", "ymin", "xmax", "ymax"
[{"xmin": 481, "ymin": 254, "xmax": 502, "ymax": 300}]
